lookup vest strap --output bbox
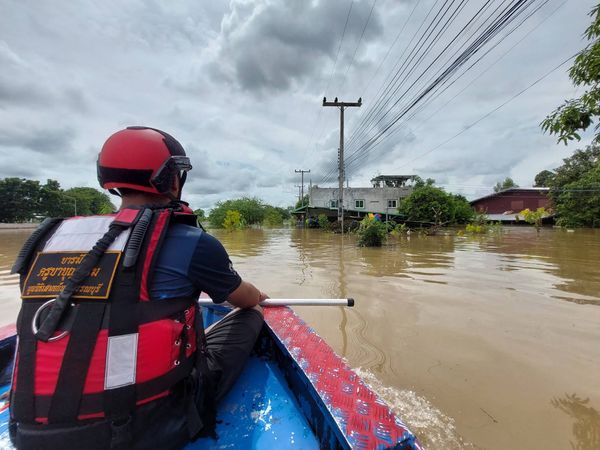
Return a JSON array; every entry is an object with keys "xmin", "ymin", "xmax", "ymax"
[
  {"xmin": 48, "ymin": 302, "xmax": 107, "ymax": 423},
  {"xmin": 11, "ymin": 303, "xmax": 39, "ymax": 422}
]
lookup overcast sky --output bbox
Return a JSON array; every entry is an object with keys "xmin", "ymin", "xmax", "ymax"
[{"xmin": 0, "ymin": 0, "xmax": 596, "ymax": 210}]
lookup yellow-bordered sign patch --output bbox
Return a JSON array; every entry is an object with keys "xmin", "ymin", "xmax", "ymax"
[{"xmin": 22, "ymin": 251, "xmax": 121, "ymax": 300}]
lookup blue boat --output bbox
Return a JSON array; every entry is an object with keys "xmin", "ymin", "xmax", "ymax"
[{"xmin": 0, "ymin": 303, "xmax": 422, "ymax": 449}]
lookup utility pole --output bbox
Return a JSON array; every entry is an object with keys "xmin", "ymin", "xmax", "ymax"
[
  {"xmin": 295, "ymin": 185, "xmax": 303, "ymax": 204},
  {"xmin": 323, "ymin": 97, "xmax": 361, "ymax": 233},
  {"xmin": 295, "ymin": 169, "xmax": 310, "ymax": 206}
]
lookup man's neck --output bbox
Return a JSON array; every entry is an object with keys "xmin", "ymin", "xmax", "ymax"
[{"xmin": 119, "ymin": 193, "xmax": 171, "ymax": 210}]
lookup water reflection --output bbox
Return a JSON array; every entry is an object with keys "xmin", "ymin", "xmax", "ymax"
[
  {"xmin": 0, "ymin": 230, "xmax": 32, "ymax": 326},
  {"xmin": 552, "ymin": 394, "xmax": 600, "ymax": 450},
  {"xmin": 463, "ymin": 228, "xmax": 600, "ymax": 301},
  {"xmin": 211, "ymin": 228, "xmax": 271, "ymax": 257}
]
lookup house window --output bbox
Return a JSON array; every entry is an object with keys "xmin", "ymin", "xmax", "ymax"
[
  {"xmin": 329, "ymin": 200, "xmax": 338, "ymax": 209},
  {"xmin": 355, "ymin": 199, "xmax": 365, "ymax": 209},
  {"xmin": 387, "ymin": 199, "xmax": 397, "ymax": 208},
  {"xmin": 510, "ymin": 200, "xmax": 524, "ymax": 211}
]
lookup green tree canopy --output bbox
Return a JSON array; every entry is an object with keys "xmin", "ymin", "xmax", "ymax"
[
  {"xmin": 263, "ymin": 207, "xmax": 283, "ymax": 227},
  {"xmin": 542, "ymin": 5, "xmax": 600, "ymax": 144},
  {"xmin": 295, "ymin": 194, "xmax": 309, "ymax": 209},
  {"xmin": 193, "ymin": 208, "xmax": 206, "ymax": 220},
  {"xmin": 553, "ymin": 164, "xmax": 600, "ymax": 228},
  {"xmin": 64, "ymin": 187, "xmax": 114, "ymax": 216},
  {"xmin": 399, "ymin": 184, "xmax": 473, "ymax": 224},
  {"xmin": 493, "ymin": 177, "xmax": 518, "ymax": 193},
  {"xmin": 0, "ymin": 178, "xmax": 114, "ymax": 222},
  {"xmin": 546, "ymin": 144, "xmax": 600, "ymax": 227},
  {"xmin": 208, "ymin": 197, "xmax": 289, "ymax": 228},
  {"xmin": 534, "ymin": 170, "xmax": 555, "ymax": 187},
  {"xmin": 0, "ymin": 178, "xmax": 41, "ymax": 222}
]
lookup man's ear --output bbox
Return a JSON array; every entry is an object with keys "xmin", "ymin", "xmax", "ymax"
[{"xmin": 171, "ymin": 174, "xmax": 182, "ymax": 199}]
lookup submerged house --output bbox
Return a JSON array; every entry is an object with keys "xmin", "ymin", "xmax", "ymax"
[
  {"xmin": 306, "ymin": 175, "xmax": 417, "ymax": 218},
  {"xmin": 469, "ymin": 187, "xmax": 552, "ymax": 222}
]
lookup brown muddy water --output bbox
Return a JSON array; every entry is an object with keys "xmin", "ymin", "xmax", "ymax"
[{"xmin": 1, "ymin": 226, "xmax": 599, "ymax": 449}]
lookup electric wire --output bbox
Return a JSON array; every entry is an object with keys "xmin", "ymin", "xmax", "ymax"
[
  {"xmin": 342, "ymin": 0, "xmax": 562, "ymax": 177},
  {"xmin": 301, "ymin": 0, "xmax": 355, "ymax": 169},
  {"xmin": 339, "ymin": 0, "xmax": 378, "ymax": 93},
  {"xmin": 396, "ymin": 54, "xmax": 575, "ymax": 170},
  {"xmin": 338, "ymin": 0, "xmax": 543, "ymax": 179}
]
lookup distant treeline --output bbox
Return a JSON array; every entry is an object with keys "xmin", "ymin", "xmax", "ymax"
[
  {"xmin": 196, "ymin": 197, "xmax": 291, "ymax": 229},
  {"xmin": 0, "ymin": 178, "xmax": 114, "ymax": 223}
]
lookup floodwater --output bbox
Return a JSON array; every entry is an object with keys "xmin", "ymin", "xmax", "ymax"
[{"xmin": 1, "ymin": 226, "xmax": 599, "ymax": 449}]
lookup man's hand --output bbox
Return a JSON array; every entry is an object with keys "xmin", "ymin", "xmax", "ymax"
[{"xmin": 228, "ymin": 280, "xmax": 268, "ymax": 309}]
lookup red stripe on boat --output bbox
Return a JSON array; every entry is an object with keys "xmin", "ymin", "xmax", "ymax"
[
  {"xmin": 264, "ymin": 307, "xmax": 421, "ymax": 449},
  {"xmin": 0, "ymin": 324, "xmax": 16, "ymax": 341}
]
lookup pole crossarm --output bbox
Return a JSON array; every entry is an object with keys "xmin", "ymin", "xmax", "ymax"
[{"xmin": 322, "ymin": 98, "xmax": 362, "ymax": 107}]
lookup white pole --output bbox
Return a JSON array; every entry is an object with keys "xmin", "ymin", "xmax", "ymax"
[{"xmin": 197, "ymin": 298, "xmax": 355, "ymax": 307}]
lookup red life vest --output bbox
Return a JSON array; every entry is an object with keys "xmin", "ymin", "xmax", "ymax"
[{"xmin": 10, "ymin": 206, "xmax": 202, "ymax": 433}]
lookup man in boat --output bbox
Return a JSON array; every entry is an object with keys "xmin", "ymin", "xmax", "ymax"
[{"xmin": 10, "ymin": 126, "xmax": 266, "ymax": 449}]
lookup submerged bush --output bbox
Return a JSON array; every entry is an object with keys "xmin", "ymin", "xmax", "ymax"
[
  {"xmin": 223, "ymin": 210, "xmax": 244, "ymax": 231},
  {"xmin": 520, "ymin": 207, "xmax": 547, "ymax": 231},
  {"xmin": 263, "ymin": 208, "xmax": 283, "ymax": 227},
  {"xmin": 318, "ymin": 214, "xmax": 330, "ymax": 229},
  {"xmin": 357, "ymin": 216, "xmax": 387, "ymax": 247}
]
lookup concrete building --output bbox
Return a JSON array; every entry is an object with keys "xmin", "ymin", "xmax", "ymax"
[{"xmin": 309, "ymin": 175, "xmax": 416, "ymax": 216}]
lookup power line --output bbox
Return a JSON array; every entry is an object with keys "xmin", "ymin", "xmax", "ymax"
[
  {"xmin": 318, "ymin": 0, "xmax": 452, "ymax": 183},
  {"xmin": 341, "ymin": 0, "xmax": 563, "ymax": 176},
  {"xmin": 341, "ymin": 0, "xmax": 543, "ymax": 178},
  {"xmin": 339, "ymin": 0, "xmax": 378, "ymax": 93},
  {"xmin": 397, "ymin": 54, "xmax": 575, "ymax": 170},
  {"xmin": 301, "ymin": 1, "xmax": 355, "ymax": 169}
]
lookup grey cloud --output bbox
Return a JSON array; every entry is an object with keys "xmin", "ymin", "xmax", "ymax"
[
  {"xmin": 0, "ymin": 126, "xmax": 75, "ymax": 154},
  {"xmin": 208, "ymin": 0, "xmax": 383, "ymax": 93},
  {"xmin": 0, "ymin": 79, "xmax": 51, "ymax": 107}
]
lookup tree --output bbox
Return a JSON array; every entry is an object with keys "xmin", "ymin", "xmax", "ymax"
[
  {"xmin": 64, "ymin": 187, "xmax": 114, "ymax": 215},
  {"xmin": 209, "ymin": 197, "xmax": 265, "ymax": 228},
  {"xmin": 493, "ymin": 177, "xmax": 518, "ymax": 193},
  {"xmin": 534, "ymin": 170, "xmax": 555, "ymax": 187},
  {"xmin": 0, "ymin": 178, "xmax": 41, "ymax": 222},
  {"xmin": 553, "ymin": 163, "xmax": 600, "ymax": 228},
  {"xmin": 451, "ymin": 194, "xmax": 475, "ymax": 223},
  {"xmin": 0, "ymin": 177, "xmax": 114, "ymax": 222},
  {"xmin": 39, "ymin": 180, "xmax": 75, "ymax": 217},
  {"xmin": 263, "ymin": 208, "xmax": 283, "ymax": 226},
  {"xmin": 550, "ymin": 145, "xmax": 600, "ymax": 188},
  {"xmin": 541, "ymin": 5, "xmax": 600, "ymax": 144},
  {"xmin": 194, "ymin": 208, "xmax": 206, "ymax": 220},
  {"xmin": 295, "ymin": 194, "xmax": 309, "ymax": 209},
  {"xmin": 546, "ymin": 145, "xmax": 600, "ymax": 227},
  {"xmin": 399, "ymin": 184, "xmax": 473, "ymax": 224}
]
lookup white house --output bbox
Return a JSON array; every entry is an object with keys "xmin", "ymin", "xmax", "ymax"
[{"xmin": 309, "ymin": 175, "xmax": 416, "ymax": 215}]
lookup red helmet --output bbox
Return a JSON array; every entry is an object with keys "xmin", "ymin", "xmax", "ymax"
[{"xmin": 97, "ymin": 126, "xmax": 192, "ymax": 195}]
